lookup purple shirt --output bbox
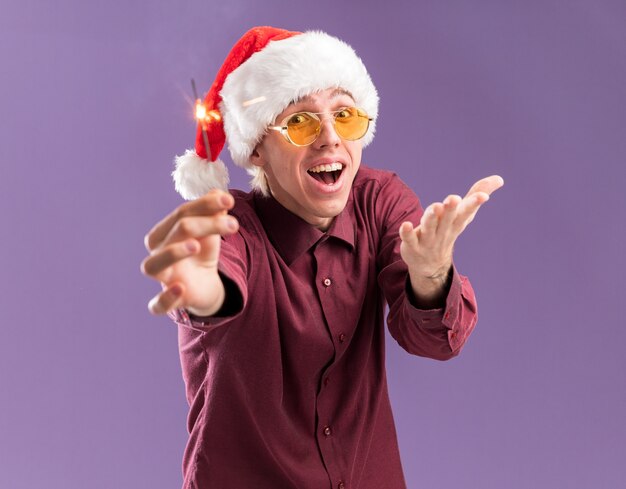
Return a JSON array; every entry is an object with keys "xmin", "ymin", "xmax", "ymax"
[{"xmin": 169, "ymin": 166, "xmax": 478, "ymax": 489}]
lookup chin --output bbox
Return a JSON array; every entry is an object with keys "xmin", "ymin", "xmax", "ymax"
[{"xmin": 316, "ymin": 197, "xmax": 348, "ymax": 218}]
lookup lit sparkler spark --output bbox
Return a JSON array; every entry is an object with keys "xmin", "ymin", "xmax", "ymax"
[
  {"xmin": 242, "ymin": 96, "xmax": 267, "ymax": 107},
  {"xmin": 195, "ymin": 102, "xmax": 207, "ymax": 121},
  {"xmin": 191, "ymin": 78, "xmax": 213, "ymax": 160},
  {"xmin": 194, "ymin": 102, "xmax": 222, "ymax": 123}
]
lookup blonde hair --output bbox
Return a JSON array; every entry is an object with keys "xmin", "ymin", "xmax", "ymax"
[{"xmin": 249, "ymin": 166, "xmax": 270, "ymax": 196}]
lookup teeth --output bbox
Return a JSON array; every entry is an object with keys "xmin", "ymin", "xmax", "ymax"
[{"xmin": 308, "ymin": 162, "xmax": 343, "ymax": 173}]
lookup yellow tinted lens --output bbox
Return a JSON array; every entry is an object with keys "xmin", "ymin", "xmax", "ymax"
[
  {"xmin": 286, "ymin": 112, "xmax": 320, "ymax": 146},
  {"xmin": 334, "ymin": 107, "xmax": 369, "ymax": 141}
]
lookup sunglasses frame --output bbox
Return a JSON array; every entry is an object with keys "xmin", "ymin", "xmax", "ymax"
[{"xmin": 267, "ymin": 107, "xmax": 373, "ymax": 147}]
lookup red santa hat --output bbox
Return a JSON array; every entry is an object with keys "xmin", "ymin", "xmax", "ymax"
[{"xmin": 173, "ymin": 26, "xmax": 379, "ymax": 200}]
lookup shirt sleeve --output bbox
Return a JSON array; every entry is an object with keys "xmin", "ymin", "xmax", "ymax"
[
  {"xmin": 167, "ymin": 231, "xmax": 249, "ymax": 332},
  {"xmin": 375, "ymin": 173, "xmax": 478, "ymax": 360}
]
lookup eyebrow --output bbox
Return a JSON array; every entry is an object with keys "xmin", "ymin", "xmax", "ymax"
[
  {"xmin": 329, "ymin": 88, "xmax": 354, "ymax": 99},
  {"xmin": 288, "ymin": 88, "xmax": 355, "ymax": 107}
]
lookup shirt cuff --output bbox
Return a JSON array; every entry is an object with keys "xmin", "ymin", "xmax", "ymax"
[{"xmin": 404, "ymin": 264, "xmax": 463, "ymax": 328}]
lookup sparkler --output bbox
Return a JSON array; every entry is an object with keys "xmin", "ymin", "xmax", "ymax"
[
  {"xmin": 191, "ymin": 79, "xmax": 221, "ymax": 161},
  {"xmin": 191, "ymin": 79, "xmax": 266, "ymax": 160}
]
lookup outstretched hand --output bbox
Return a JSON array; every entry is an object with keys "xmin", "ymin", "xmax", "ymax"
[
  {"xmin": 141, "ymin": 189, "xmax": 239, "ymax": 316},
  {"xmin": 399, "ymin": 175, "xmax": 504, "ymax": 306}
]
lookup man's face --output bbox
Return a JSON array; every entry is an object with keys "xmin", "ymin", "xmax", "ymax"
[{"xmin": 252, "ymin": 88, "xmax": 363, "ymax": 231}]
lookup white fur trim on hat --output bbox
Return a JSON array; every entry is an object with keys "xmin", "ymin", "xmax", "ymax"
[
  {"xmin": 172, "ymin": 150, "xmax": 229, "ymax": 200},
  {"xmin": 219, "ymin": 30, "xmax": 379, "ymax": 174}
]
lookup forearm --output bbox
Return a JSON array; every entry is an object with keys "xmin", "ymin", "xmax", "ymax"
[
  {"xmin": 386, "ymin": 265, "xmax": 478, "ymax": 360},
  {"xmin": 171, "ymin": 236, "xmax": 248, "ymax": 330}
]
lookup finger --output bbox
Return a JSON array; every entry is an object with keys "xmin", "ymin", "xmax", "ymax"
[
  {"xmin": 160, "ymin": 215, "xmax": 239, "ymax": 249},
  {"xmin": 145, "ymin": 190, "xmax": 234, "ymax": 251},
  {"xmin": 464, "ymin": 175, "xmax": 504, "ymax": 199},
  {"xmin": 399, "ymin": 221, "xmax": 419, "ymax": 248},
  {"xmin": 141, "ymin": 239, "xmax": 199, "ymax": 278},
  {"xmin": 437, "ymin": 195, "xmax": 462, "ymax": 237},
  {"xmin": 148, "ymin": 283, "xmax": 185, "ymax": 315},
  {"xmin": 418, "ymin": 203, "xmax": 443, "ymax": 244},
  {"xmin": 454, "ymin": 192, "xmax": 489, "ymax": 230}
]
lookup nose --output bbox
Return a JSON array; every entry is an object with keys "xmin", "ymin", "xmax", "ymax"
[{"xmin": 313, "ymin": 115, "xmax": 341, "ymax": 149}]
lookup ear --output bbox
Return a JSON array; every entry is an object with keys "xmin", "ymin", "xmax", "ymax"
[{"xmin": 249, "ymin": 145, "xmax": 267, "ymax": 168}]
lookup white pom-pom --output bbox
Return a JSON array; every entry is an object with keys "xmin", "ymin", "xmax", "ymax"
[{"xmin": 172, "ymin": 150, "xmax": 230, "ymax": 200}]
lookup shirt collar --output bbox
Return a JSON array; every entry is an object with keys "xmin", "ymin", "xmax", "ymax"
[{"xmin": 254, "ymin": 192, "xmax": 355, "ymax": 265}]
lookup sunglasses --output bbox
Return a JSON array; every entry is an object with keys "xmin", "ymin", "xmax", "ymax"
[{"xmin": 267, "ymin": 107, "xmax": 373, "ymax": 146}]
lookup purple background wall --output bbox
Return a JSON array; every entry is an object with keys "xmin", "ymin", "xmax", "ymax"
[{"xmin": 1, "ymin": 0, "xmax": 624, "ymax": 487}]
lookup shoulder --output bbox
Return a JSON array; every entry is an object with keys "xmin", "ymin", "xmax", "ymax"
[
  {"xmin": 228, "ymin": 189, "xmax": 259, "ymax": 225},
  {"xmin": 229, "ymin": 188, "xmax": 255, "ymax": 209},
  {"xmin": 351, "ymin": 165, "xmax": 419, "ymax": 206},
  {"xmin": 349, "ymin": 165, "xmax": 422, "ymax": 234},
  {"xmin": 352, "ymin": 165, "xmax": 398, "ymax": 190},
  {"xmin": 221, "ymin": 189, "xmax": 264, "ymax": 254}
]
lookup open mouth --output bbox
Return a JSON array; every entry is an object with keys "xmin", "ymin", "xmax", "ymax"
[{"xmin": 307, "ymin": 162, "xmax": 344, "ymax": 185}]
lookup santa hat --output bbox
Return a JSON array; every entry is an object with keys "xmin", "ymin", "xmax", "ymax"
[{"xmin": 173, "ymin": 26, "xmax": 379, "ymax": 200}]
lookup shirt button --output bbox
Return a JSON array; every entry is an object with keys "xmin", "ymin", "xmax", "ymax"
[
  {"xmin": 323, "ymin": 426, "xmax": 332, "ymax": 437},
  {"xmin": 444, "ymin": 311, "xmax": 451, "ymax": 319},
  {"xmin": 450, "ymin": 331, "xmax": 458, "ymax": 339},
  {"xmin": 324, "ymin": 377, "xmax": 330, "ymax": 387},
  {"xmin": 338, "ymin": 482, "xmax": 345, "ymax": 489},
  {"xmin": 323, "ymin": 278, "xmax": 332, "ymax": 287},
  {"xmin": 338, "ymin": 333, "xmax": 346, "ymax": 343}
]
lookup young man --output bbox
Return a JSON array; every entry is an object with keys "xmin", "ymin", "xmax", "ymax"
[{"xmin": 142, "ymin": 26, "xmax": 503, "ymax": 489}]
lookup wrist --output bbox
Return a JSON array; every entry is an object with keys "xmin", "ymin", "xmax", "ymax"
[
  {"xmin": 186, "ymin": 279, "xmax": 226, "ymax": 318},
  {"xmin": 408, "ymin": 264, "xmax": 452, "ymax": 309}
]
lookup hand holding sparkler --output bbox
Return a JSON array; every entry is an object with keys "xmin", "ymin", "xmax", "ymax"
[
  {"xmin": 141, "ymin": 80, "xmax": 237, "ymax": 316},
  {"xmin": 141, "ymin": 189, "xmax": 239, "ymax": 316}
]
